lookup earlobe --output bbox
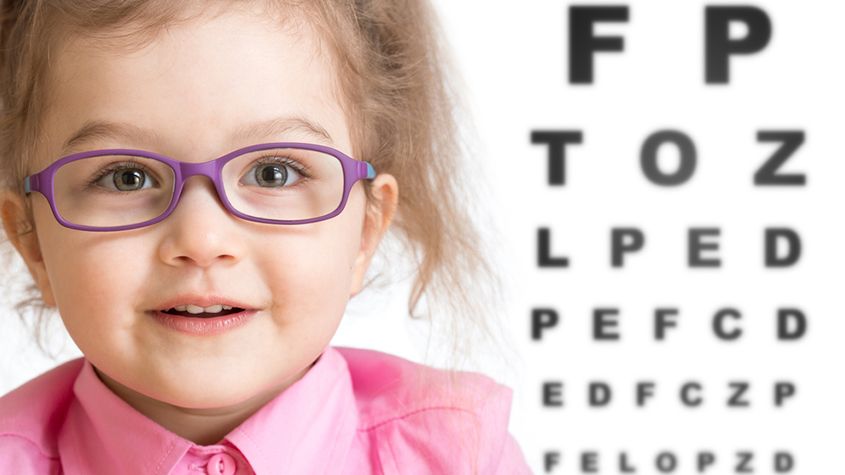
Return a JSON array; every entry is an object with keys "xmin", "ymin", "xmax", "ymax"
[
  {"xmin": 0, "ymin": 191, "xmax": 56, "ymax": 307},
  {"xmin": 349, "ymin": 174, "xmax": 399, "ymax": 297}
]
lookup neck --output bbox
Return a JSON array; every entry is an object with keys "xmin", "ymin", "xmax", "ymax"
[{"xmin": 92, "ymin": 361, "xmax": 316, "ymax": 446}]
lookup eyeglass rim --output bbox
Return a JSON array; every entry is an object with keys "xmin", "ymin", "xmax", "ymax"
[{"xmin": 23, "ymin": 141, "xmax": 377, "ymax": 231}]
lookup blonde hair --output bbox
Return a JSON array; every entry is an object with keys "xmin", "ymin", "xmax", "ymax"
[{"xmin": 0, "ymin": 0, "xmax": 515, "ymax": 372}]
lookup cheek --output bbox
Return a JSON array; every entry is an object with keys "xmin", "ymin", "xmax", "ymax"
[
  {"xmin": 261, "ymin": 193, "xmax": 365, "ymax": 326},
  {"xmin": 34, "ymin": 205, "xmax": 151, "ymax": 335},
  {"xmin": 32, "ymin": 204, "xmax": 96, "ymax": 312}
]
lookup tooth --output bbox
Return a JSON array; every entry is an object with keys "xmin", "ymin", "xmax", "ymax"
[
  {"xmin": 186, "ymin": 304, "xmax": 204, "ymax": 314},
  {"xmin": 172, "ymin": 303, "xmax": 235, "ymax": 314}
]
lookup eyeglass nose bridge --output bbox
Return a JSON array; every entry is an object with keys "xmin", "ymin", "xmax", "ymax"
[
  {"xmin": 180, "ymin": 159, "xmax": 221, "ymax": 178},
  {"xmin": 174, "ymin": 159, "xmax": 224, "ymax": 190},
  {"xmin": 167, "ymin": 157, "xmax": 232, "ymax": 211}
]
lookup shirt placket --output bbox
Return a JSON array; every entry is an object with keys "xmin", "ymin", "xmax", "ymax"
[{"xmin": 178, "ymin": 443, "xmax": 254, "ymax": 475}]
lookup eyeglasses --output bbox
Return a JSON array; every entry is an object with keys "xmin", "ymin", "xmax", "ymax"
[{"xmin": 23, "ymin": 142, "xmax": 376, "ymax": 232}]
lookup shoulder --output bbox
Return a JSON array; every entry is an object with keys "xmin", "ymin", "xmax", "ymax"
[
  {"xmin": 0, "ymin": 358, "xmax": 85, "ymax": 464},
  {"xmin": 333, "ymin": 346, "xmax": 530, "ymax": 474},
  {"xmin": 334, "ymin": 346, "xmax": 504, "ymax": 411}
]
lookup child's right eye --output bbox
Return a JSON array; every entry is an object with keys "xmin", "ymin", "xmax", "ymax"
[{"xmin": 88, "ymin": 163, "xmax": 160, "ymax": 193}]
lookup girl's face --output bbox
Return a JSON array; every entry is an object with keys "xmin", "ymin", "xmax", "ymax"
[{"xmin": 5, "ymin": 6, "xmax": 396, "ymax": 410}]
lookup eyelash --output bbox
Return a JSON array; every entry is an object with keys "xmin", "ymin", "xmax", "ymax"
[{"xmin": 253, "ymin": 155, "xmax": 311, "ymax": 180}]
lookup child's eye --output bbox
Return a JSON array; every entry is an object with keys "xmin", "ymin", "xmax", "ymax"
[
  {"xmin": 239, "ymin": 156, "xmax": 308, "ymax": 189},
  {"xmin": 89, "ymin": 163, "xmax": 160, "ymax": 192}
]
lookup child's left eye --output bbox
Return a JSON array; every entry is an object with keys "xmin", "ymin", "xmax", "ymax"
[{"xmin": 240, "ymin": 157, "xmax": 307, "ymax": 189}]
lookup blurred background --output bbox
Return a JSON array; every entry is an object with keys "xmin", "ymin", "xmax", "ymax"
[{"xmin": 2, "ymin": 1, "xmax": 841, "ymax": 473}]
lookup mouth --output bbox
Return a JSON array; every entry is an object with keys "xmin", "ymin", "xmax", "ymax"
[
  {"xmin": 159, "ymin": 306, "xmax": 247, "ymax": 319},
  {"xmin": 148, "ymin": 295, "xmax": 259, "ymax": 335}
]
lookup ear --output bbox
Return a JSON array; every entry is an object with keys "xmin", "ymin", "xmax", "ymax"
[
  {"xmin": 0, "ymin": 190, "xmax": 56, "ymax": 307},
  {"xmin": 349, "ymin": 173, "xmax": 398, "ymax": 297}
]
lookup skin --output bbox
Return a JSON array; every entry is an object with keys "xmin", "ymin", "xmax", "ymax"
[{"xmin": 0, "ymin": 5, "xmax": 398, "ymax": 445}]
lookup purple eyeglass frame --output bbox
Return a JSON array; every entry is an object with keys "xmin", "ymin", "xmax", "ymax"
[{"xmin": 23, "ymin": 142, "xmax": 377, "ymax": 232}]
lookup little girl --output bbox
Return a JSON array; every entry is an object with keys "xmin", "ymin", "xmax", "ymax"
[{"xmin": 0, "ymin": 0, "xmax": 529, "ymax": 474}]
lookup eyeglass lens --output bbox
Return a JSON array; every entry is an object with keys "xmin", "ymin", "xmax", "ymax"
[{"xmin": 52, "ymin": 148, "xmax": 344, "ymax": 227}]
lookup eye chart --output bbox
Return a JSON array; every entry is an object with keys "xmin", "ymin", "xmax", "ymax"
[{"xmin": 431, "ymin": 1, "xmax": 841, "ymax": 473}]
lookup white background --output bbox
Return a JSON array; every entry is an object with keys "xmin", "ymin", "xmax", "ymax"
[{"xmin": 2, "ymin": 1, "xmax": 843, "ymax": 473}]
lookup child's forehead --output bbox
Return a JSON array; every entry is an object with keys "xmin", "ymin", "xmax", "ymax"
[
  {"xmin": 36, "ymin": 3, "xmax": 350, "ymax": 161},
  {"xmin": 54, "ymin": 2, "xmax": 319, "ymax": 60},
  {"xmin": 44, "ymin": 2, "xmax": 338, "ymax": 110}
]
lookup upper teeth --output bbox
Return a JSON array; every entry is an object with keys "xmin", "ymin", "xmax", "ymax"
[{"xmin": 172, "ymin": 304, "xmax": 234, "ymax": 314}]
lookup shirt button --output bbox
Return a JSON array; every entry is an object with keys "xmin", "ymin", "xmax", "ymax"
[{"xmin": 207, "ymin": 453, "xmax": 237, "ymax": 475}]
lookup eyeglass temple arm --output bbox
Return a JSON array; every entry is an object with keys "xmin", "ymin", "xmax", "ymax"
[{"xmin": 24, "ymin": 174, "xmax": 43, "ymax": 195}]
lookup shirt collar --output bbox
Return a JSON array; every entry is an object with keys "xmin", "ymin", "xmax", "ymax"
[{"xmin": 59, "ymin": 346, "xmax": 359, "ymax": 474}]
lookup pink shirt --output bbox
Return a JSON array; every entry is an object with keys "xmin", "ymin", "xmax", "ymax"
[{"xmin": 0, "ymin": 345, "xmax": 531, "ymax": 474}]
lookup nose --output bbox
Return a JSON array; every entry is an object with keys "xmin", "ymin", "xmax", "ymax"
[{"xmin": 157, "ymin": 174, "xmax": 245, "ymax": 268}]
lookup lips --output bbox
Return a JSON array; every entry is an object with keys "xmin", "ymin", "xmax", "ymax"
[{"xmin": 150, "ymin": 308, "xmax": 257, "ymax": 335}]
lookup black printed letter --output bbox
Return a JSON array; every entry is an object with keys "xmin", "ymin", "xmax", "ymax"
[
  {"xmin": 755, "ymin": 131, "xmax": 806, "ymax": 186},
  {"xmin": 706, "ymin": 6, "xmax": 772, "ymax": 84},
  {"xmin": 569, "ymin": 6, "xmax": 629, "ymax": 84},
  {"xmin": 531, "ymin": 130, "xmax": 583, "ymax": 185},
  {"xmin": 641, "ymin": 131, "xmax": 697, "ymax": 186}
]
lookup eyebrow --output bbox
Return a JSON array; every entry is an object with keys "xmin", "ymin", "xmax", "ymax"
[{"xmin": 60, "ymin": 115, "xmax": 335, "ymax": 156}]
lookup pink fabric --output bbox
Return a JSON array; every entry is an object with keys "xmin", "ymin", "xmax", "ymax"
[{"xmin": 0, "ymin": 346, "xmax": 531, "ymax": 474}]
